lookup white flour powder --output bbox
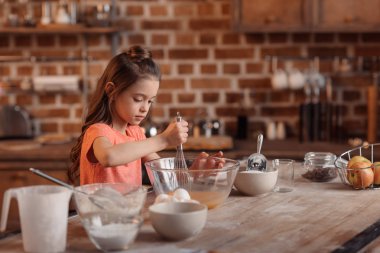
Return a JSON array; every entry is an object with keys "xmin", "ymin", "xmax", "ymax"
[{"xmin": 88, "ymin": 223, "xmax": 139, "ymax": 251}]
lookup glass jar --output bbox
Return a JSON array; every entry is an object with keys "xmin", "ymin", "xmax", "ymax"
[{"xmin": 302, "ymin": 152, "xmax": 337, "ymax": 182}]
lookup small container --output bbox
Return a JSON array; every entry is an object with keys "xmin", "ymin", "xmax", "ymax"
[{"xmin": 302, "ymin": 152, "xmax": 337, "ymax": 182}]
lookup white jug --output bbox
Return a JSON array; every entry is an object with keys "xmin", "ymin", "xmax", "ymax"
[
  {"xmin": 1, "ymin": 185, "xmax": 72, "ymax": 253},
  {"xmin": 266, "ymin": 122, "xmax": 276, "ymax": 140}
]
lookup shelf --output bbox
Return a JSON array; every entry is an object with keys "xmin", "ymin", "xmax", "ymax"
[
  {"xmin": 0, "ymin": 55, "xmax": 96, "ymax": 63},
  {"xmin": 0, "ymin": 25, "xmax": 120, "ymax": 56},
  {"xmin": 0, "ymin": 26, "xmax": 119, "ymax": 34},
  {"xmin": 0, "ymin": 88, "xmax": 84, "ymax": 96}
]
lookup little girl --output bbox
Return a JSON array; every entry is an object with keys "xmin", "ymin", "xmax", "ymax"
[{"xmin": 68, "ymin": 45, "xmax": 223, "ymax": 186}]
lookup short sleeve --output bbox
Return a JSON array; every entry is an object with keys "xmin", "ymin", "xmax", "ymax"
[
  {"xmin": 82, "ymin": 123, "xmax": 115, "ymax": 163},
  {"xmin": 85, "ymin": 123, "xmax": 115, "ymax": 144},
  {"xmin": 126, "ymin": 125, "xmax": 146, "ymax": 141}
]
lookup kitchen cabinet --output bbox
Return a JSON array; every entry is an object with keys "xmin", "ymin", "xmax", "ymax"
[
  {"xmin": 232, "ymin": 0, "xmax": 313, "ymax": 32},
  {"xmin": 313, "ymin": 0, "xmax": 380, "ymax": 32},
  {"xmin": 233, "ymin": 0, "xmax": 380, "ymax": 32}
]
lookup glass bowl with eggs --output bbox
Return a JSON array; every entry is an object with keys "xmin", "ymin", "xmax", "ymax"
[{"xmin": 145, "ymin": 156, "xmax": 240, "ymax": 209}]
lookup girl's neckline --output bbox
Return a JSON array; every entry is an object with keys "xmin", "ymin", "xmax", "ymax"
[{"xmin": 109, "ymin": 124, "xmax": 128, "ymax": 137}]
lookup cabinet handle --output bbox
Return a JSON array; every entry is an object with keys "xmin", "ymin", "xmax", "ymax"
[
  {"xmin": 10, "ymin": 174, "xmax": 28, "ymax": 182},
  {"xmin": 344, "ymin": 16, "xmax": 359, "ymax": 24},
  {"xmin": 264, "ymin": 15, "xmax": 279, "ymax": 24}
]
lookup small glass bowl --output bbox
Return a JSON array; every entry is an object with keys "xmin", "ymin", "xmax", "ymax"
[{"xmin": 302, "ymin": 152, "xmax": 338, "ymax": 182}]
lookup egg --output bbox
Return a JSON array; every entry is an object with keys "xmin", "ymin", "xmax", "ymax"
[
  {"xmin": 154, "ymin": 194, "xmax": 172, "ymax": 204},
  {"xmin": 173, "ymin": 188, "xmax": 191, "ymax": 202},
  {"xmin": 171, "ymin": 196, "xmax": 181, "ymax": 202},
  {"xmin": 154, "ymin": 189, "xmax": 193, "ymax": 204}
]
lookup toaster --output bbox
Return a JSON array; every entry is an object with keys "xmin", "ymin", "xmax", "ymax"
[{"xmin": 0, "ymin": 105, "xmax": 33, "ymax": 139}]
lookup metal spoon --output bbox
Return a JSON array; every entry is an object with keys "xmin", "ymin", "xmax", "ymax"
[
  {"xmin": 29, "ymin": 168, "xmax": 122, "ymax": 210},
  {"xmin": 247, "ymin": 134, "xmax": 267, "ymax": 171}
]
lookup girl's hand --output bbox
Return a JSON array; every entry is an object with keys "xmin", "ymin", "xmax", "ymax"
[
  {"xmin": 160, "ymin": 119, "xmax": 189, "ymax": 147},
  {"xmin": 190, "ymin": 151, "xmax": 225, "ymax": 170}
]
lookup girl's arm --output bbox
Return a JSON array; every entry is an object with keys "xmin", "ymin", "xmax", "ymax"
[
  {"xmin": 92, "ymin": 121, "xmax": 188, "ymax": 167},
  {"xmin": 142, "ymin": 152, "xmax": 160, "ymax": 164}
]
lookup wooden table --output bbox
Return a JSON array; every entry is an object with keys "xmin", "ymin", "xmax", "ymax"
[{"xmin": 2, "ymin": 164, "xmax": 380, "ymax": 253}]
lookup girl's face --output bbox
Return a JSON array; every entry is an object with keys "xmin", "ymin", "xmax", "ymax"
[{"xmin": 113, "ymin": 77, "xmax": 159, "ymax": 126}]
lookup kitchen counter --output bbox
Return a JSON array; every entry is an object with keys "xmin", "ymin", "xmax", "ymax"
[
  {"xmin": 0, "ymin": 139, "xmax": 352, "ymax": 170},
  {"xmin": 160, "ymin": 139, "xmax": 351, "ymax": 161},
  {"xmin": 2, "ymin": 164, "xmax": 380, "ymax": 252},
  {"xmin": 0, "ymin": 140, "xmax": 73, "ymax": 171}
]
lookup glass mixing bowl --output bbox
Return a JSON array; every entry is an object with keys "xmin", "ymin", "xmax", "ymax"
[
  {"xmin": 73, "ymin": 183, "xmax": 147, "ymax": 251},
  {"xmin": 145, "ymin": 157, "xmax": 239, "ymax": 209}
]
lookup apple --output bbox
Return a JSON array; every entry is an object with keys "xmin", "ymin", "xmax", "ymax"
[
  {"xmin": 347, "ymin": 155, "xmax": 371, "ymax": 169},
  {"xmin": 373, "ymin": 162, "xmax": 380, "ymax": 185},
  {"xmin": 346, "ymin": 161, "xmax": 374, "ymax": 189}
]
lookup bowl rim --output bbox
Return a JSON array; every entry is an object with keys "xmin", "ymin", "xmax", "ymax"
[
  {"xmin": 74, "ymin": 183, "xmax": 147, "ymax": 195},
  {"xmin": 145, "ymin": 156, "xmax": 240, "ymax": 173},
  {"xmin": 149, "ymin": 202, "xmax": 208, "ymax": 215},
  {"xmin": 237, "ymin": 168, "xmax": 278, "ymax": 175}
]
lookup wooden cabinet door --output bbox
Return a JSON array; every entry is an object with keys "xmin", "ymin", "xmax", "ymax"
[
  {"xmin": 314, "ymin": 0, "xmax": 380, "ymax": 31},
  {"xmin": 232, "ymin": 0, "xmax": 312, "ymax": 32}
]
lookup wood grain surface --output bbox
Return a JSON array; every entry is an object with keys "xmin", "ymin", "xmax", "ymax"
[{"xmin": 2, "ymin": 163, "xmax": 380, "ymax": 253}]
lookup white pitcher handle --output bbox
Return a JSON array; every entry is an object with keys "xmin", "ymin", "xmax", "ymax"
[{"xmin": 1, "ymin": 188, "xmax": 17, "ymax": 232}]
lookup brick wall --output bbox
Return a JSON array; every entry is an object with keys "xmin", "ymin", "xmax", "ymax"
[{"xmin": 1, "ymin": 0, "xmax": 379, "ymax": 141}]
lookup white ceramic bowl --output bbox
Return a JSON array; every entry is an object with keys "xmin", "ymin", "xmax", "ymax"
[
  {"xmin": 149, "ymin": 202, "xmax": 207, "ymax": 241},
  {"xmin": 234, "ymin": 168, "xmax": 278, "ymax": 196}
]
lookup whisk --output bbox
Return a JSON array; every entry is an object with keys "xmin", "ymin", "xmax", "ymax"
[
  {"xmin": 173, "ymin": 112, "xmax": 190, "ymax": 187},
  {"xmin": 174, "ymin": 112, "xmax": 188, "ymax": 170}
]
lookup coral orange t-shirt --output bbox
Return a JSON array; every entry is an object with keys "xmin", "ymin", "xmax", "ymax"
[{"xmin": 80, "ymin": 123, "xmax": 146, "ymax": 186}]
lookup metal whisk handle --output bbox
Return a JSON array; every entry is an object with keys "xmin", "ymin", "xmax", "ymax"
[
  {"xmin": 176, "ymin": 111, "xmax": 182, "ymax": 123},
  {"xmin": 176, "ymin": 112, "xmax": 183, "ymax": 151}
]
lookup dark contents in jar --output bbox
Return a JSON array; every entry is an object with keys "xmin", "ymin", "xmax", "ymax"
[{"xmin": 302, "ymin": 167, "xmax": 338, "ymax": 182}]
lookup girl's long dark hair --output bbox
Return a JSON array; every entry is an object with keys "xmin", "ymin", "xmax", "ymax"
[{"xmin": 68, "ymin": 46, "xmax": 161, "ymax": 184}]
